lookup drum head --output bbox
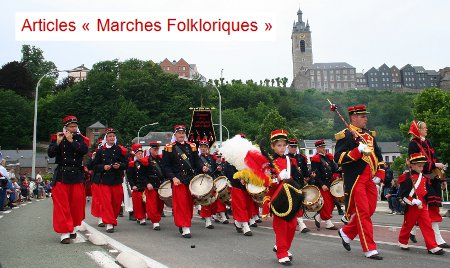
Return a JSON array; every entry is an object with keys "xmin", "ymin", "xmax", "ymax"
[
  {"xmin": 246, "ymin": 183, "xmax": 265, "ymax": 194},
  {"xmin": 190, "ymin": 174, "xmax": 214, "ymax": 196},
  {"xmin": 302, "ymin": 185, "xmax": 320, "ymax": 204},
  {"xmin": 158, "ymin": 181, "xmax": 172, "ymax": 198},
  {"xmin": 330, "ymin": 180, "xmax": 344, "ymax": 198},
  {"xmin": 214, "ymin": 176, "xmax": 228, "ymax": 192}
]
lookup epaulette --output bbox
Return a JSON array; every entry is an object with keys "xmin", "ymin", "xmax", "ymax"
[
  {"xmin": 118, "ymin": 145, "xmax": 128, "ymax": 156},
  {"xmin": 335, "ymin": 129, "xmax": 347, "ymax": 141},
  {"xmin": 398, "ymin": 173, "xmax": 407, "ymax": 184},
  {"xmin": 371, "ymin": 130, "xmax": 376, "ymax": 137},
  {"xmin": 187, "ymin": 141, "xmax": 197, "ymax": 151},
  {"xmin": 326, "ymin": 153, "xmax": 334, "ymax": 161},
  {"xmin": 164, "ymin": 143, "xmax": 174, "ymax": 152},
  {"xmin": 311, "ymin": 154, "xmax": 321, "ymax": 163},
  {"xmin": 79, "ymin": 134, "xmax": 90, "ymax": 147},
  {"xmin": 128, "ymin": 161, "xmax": 135, "ymax": 168},
  {"xmin": 50, "ymin": 133, "xmax": 57, "ymax": 143}
]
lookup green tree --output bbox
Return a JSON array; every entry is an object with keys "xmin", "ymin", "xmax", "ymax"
[
  {"xmin": 0, "ymin": 90, "xmax": 33, "ymax": 148},
  {"xmin": 0, "ymin": 61, "xmax": 34, "ymax": 98},
  {"xmin": 257, "ymin": 109, "xmax": 287, "ymax": 150}
]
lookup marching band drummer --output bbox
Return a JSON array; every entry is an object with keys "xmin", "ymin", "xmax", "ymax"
[
  {"xmin": 161, "ymin": 124, "xmax": 205, "ymax": 238},
  {"xmin": 146, "ymin": 141, "xmax": 166, "ymax": 231},
  {"xmin": 86, "ymin": 138, "xmax": 105, "ymax": 227},
  {"xmin": 397, "ymin": 153, "xmax": 445, "ymax": 255},
  {"xmin": 334, "ymin": 105, "xmax": 385, "ymax": 260},
  {"xmin": 127, "ymin": 144, "xmax": 150, "ymax": 226},
  {"xmin": 198, "ymin": 138, "xmax": 228, "ymax": 229},
  {"xmin": 285, "ymin": 139, "xmax": 310, "ymax": 233},
  {"xmin": 310, "ymin": 140, "xmax": 339, "ymax": 230},
  {"xmin": 48, "ymin": 116, "xmax": 89, "ymax": 244},
  {"xmin": 262, "ymin": 130, "xmax": 304, "ymax": 266},
  {"xmin": 407, "ymin": 120, "xmax": 449, "ymax": 248}
]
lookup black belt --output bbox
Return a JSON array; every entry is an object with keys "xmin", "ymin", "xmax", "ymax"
[{"xmin": 60, "ymin": 166, "xmax": 82, "ymax": 172}]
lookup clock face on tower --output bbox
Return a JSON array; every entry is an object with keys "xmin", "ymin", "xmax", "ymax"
[{"xmin": 299, "ymin": 33, "xmax": 305, "ymax": 38}]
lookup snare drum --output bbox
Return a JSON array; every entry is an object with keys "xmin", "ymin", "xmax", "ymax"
[
  {"xmin": 189, "ymin": 174, "xmax": 216, "ymax": 206},
  {"xmin": 330, "ymin": 178, "xmax": 345, "ymax": 204},
  {"xmin": 246, "ymin": 183, "xmax": 268, "ymax": 206},
  {"xmin": 302, "ymin": 185, "xmax": 324, "ymax": 212},
  {"xmin": 158, "ymin": 180, "xmax": 173, "ymax": 207},
  {"xmin": 214, "ymin": 176, "xmax": 231, "ymax": 204}
]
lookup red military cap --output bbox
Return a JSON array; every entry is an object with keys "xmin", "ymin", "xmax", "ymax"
[
  {"xmin": 288, "ymin": 139, "xmax": 299, "ymax": 146},
  {"xmin": 104, "ymin": 128, "xmax": 116, "ymax": 135},
  {"xmin": 270, "ymin": 129, "xmax": 288, "ymax": 143},
  {"xmin": 149, "ymin": 141, "xmax": 160, "ymax": 148},
  {"xmin": 173, "ymin": 124, "xmax": 187, "ymax": 133},
  {"xmin": 131, "ymin": 143, "xmax": 143, "ymax": 154},
  {"xmin": 199, "ymin": 138, "xmax": 209, "ymax": 146},
  {"xmin": 314, "ymin": 140, "xmax": 326, "ymax": 147},
  {"xmin": 347, "ymin": 105, "xmax": 370, "ymax": 115},
  {"xmin": 238, "ymin": 133, "xmax": 246, "ymax": 138},
  {"xmin": 409, "ymin": 153, "xmax": 428, "ymax": 164},
  {"xmin": 63, "ymin": 115, "xmax": 78, "ymax": 126}
]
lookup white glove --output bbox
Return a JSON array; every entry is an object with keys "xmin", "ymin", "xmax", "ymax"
[
  {"xmin": 411, "ymin": 199, "xmax": 422, "ymax": 207},
  {"xmin": 358, "ymin": 143, "xmax": 368, "ymax": 153},
  {"xmin": 279, "ymin": 169, "xmax": 290, "ymax": 180},
  {"xmin": 372, "ymin": 176, "xmax": 381, "ymax": 184}
]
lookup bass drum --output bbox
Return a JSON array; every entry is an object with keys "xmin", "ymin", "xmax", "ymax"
[
  {"xmin": 302, "ymin": 185, "xmax": 324, "ymax": 212},
  {"xmin": 189, "ymin": 174, "xmax": 216, "ymax": 206},
  {"xmin": 246, "ymin": 183, "xmax": 268, "ymax": 206},
  {"xmin": 158, "ymin": 180, "xmax": 172, "ymax": 207},
  {"xmin": 214, "ymin": 176, "xmax": 231, "ymax": 204},
  {"xmin": 330, "ymin": 178, "xmax": 345, "ymax": 204}
]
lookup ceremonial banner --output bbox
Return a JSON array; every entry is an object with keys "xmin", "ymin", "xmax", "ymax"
[{"xmin": 188, "ymin": 108, "xmax": 216, "ymax": 147}]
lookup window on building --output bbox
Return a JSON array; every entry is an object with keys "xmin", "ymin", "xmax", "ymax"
[
  {"xmin": 309, "ymin": 149, "xmax": 313, "ymax": 155},
  {"xmin": 300, "ymin": 40, "xmax": 306, "ymax": 52},
  {"xmin": 183, "ymin": 66, "xmax": 186, "ymax": 70},
  {"xmin": 330, "ymin": 83, "xmax": 335, "ymax": 89},
  {"xmin": 350, "ymin": 69, "xmax": 355, "ymax": 74},
  {"xmin": 343, "ymin": 69, "xmax": 347, "ymax": 74},
  {"xmin": 385, "ymin": 156, "xmax": 389, "ymax": 162}
]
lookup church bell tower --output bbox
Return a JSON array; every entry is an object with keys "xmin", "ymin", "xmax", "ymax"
[{"xmin": 292, "ymin": 8, "xmax": 313, "ymax": 79}]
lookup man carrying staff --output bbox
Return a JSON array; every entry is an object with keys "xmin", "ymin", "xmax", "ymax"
[
  {"xmin": 334, "ymin": 105, "xmax": 385, "ymax": 260},
  {"xmin": 161, "ymin": 124, "xmax": 205, "ymax": 238},
  {"xmin": 48, "ymin": 116, "xmax": 89, "ymax": 244}
]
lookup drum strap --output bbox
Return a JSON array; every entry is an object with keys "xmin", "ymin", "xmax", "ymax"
[
  {"xmin": 408, "ymin": 173, "xmax": 422, "ymax": 198},
  {"xmin": 286, "ymin": 156, "xmax": 291, "ymax": 179},
  {"xmin": 150, "ymin": 155, "xmax": 164, "ymax": 178},
  {"xmin": 174, "ymin": 145, "xmax": 195, "ymax": 173}
]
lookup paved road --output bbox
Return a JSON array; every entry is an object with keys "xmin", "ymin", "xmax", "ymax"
[{"xmin": 1, "ymin": 198, "xmax": 449, "ymax": 268}]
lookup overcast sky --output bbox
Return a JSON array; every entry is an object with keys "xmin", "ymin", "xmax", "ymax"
[{"xmin": 2, "ymin": 0, "xmax": 449, "ymax": 83}]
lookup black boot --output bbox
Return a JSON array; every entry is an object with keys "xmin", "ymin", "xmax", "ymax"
[
  {"xmin": 128, "ymin": 211, "xmax": 136, "ymax": 221},
  {"xmin": 118, "ymin": 206, "xmax": 124, "ymax": 217}
]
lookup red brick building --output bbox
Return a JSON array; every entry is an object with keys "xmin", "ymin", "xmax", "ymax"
[{"xmin": 159, "ymin": 58, "xmax": 198, "ymax": 78}]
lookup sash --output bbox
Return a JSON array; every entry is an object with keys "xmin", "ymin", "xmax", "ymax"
[
  {"xmin": 174, "ymin": 144, "xmax": 195, "ymax": 173},
  {"xmin": 408, "ymin": 173, "xmax": 422, "ymax": 198}
]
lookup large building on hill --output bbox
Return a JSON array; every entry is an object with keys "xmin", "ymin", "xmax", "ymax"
[
  {"xmin": 290, "ymin": 8, "xmax": 356, "ymax": 91},
  {"xmin": 159, "ymin": 58, "xmax": 198, "ymax": 79}
]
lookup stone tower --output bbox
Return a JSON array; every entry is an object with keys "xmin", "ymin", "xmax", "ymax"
[{"xmin": 292, "ymin": 8, "xmax": 313, "ymax": 79}]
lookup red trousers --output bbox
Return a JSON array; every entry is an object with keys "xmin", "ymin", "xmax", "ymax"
[
  {"xmin": 319, "ymin": 188, "xmax": 334, "ymax": 221},
  {"xmin": 251, "ymin": 200, "xmax": 260, "ymax": 217},
  {"xmin": 99, "ymin": 184, "xmax": 123, "ymax": 226},
  {"xmin": 145, "ymin": 188, "xmax": 164, "ymax": 223},
  {"xmin": 90, "ymin": 183, "xmax": 102, "ymax": 218},
  {"xmin": 342, "ymin": 166, "xmax": 377, "ymax": 252},
  {"xmin": 172, "ymin": 183, "xmax": 193, "ymax": 227},
  {"xmin": 52, "ymin": 182, "xmax": 85, "ymax": 234},
  {"xmin": 231, "ymin": 187, "xmax": 252, "ymax": 222},
  {"xmin": 132, "ymin": 190, "xmax": 146, "ymax": 221},
  {"xmin": 200, "ymin": 199, "xmax": 227, "ymax": 218},
  {"xmin": 399, "ymin": 205, "xmax": 438, "ymax": 250},
  {"xmin": 273, "ymin": 216, "xmax": 297, "ymax": 259},
  {"xmin": 428, "ymin": 206, "xmax": 442, "ymax": 223}
]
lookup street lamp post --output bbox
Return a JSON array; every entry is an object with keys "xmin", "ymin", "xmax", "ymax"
[
  {"xmin": 137, "ymin": 122, "xmax": 159, "ymax": 144},
  {"xmin": 213, "ymin": 123, "xmax": 229, "ymax": 140},
  {"xmin": 32, "ymin": 70, "xmax": 63, "ymax": 179}
]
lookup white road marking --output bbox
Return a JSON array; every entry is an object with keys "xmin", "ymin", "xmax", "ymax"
[
  {"xmin": 83, "ymin": 221, "xmax": 169, "ymax": 268},
  {"xmin": 109, "ymin": 249, "xmax": 119, "ymax": 253},
  {"xmin": 86, "ymin": 250, "xmax": 121, "ymax": 268},
  {"xmin": 0, "ymin": 215, "xmax": 3, "ymax": 219},
  {"xmin": 12, "ymin": 206, "xmax": 19, "ymax": 209},
  {"xmin": 27, "ymin": 202, "xmax": 32, "ymax": 204},
  {"xmin": 20, "ymin": 204, "xmax": 27, "ymax": 206},
  {"xmin": 2, "ymin": 210, "xmax": 12, "ymax": 214}
]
